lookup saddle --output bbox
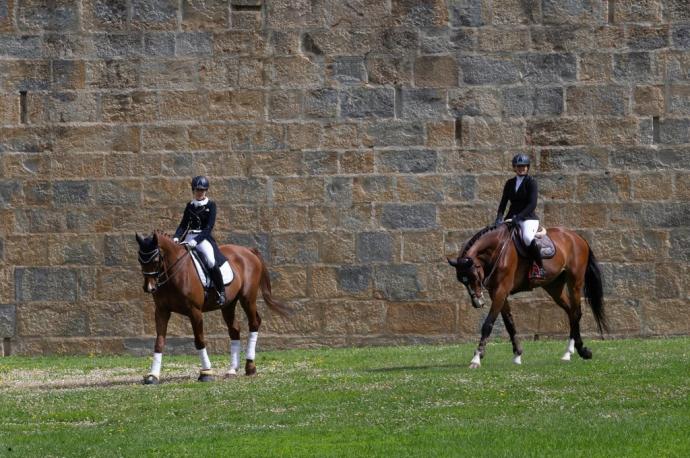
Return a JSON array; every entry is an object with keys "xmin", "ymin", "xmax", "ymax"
[
  {"xmin": 511, "ymin": 226, "xmax": 556, "ymax": 260},
  {"xmin": 189, "ymin": 250, "xmax": 234, "ymax": 289}
]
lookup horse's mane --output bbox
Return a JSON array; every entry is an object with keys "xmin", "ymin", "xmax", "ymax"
[{"xmin": 460, "ymin": 224, "xmax": 503, "ymax": 257}]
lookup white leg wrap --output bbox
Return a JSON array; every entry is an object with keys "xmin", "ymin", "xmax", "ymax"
[
  {"xmin": 246, "ymin": 332, "xmax": 258, "ymax": 361},
  {"xmin": 149, "ymin": 352, "xmax": 162, "ymax": 377},
  {"xmin": 230, "ymin": 340, "xmax": 241, "ymax": 372},
  {"xmin": 513, "ymin": 354, "xmax": 522, "ymax": 365},
  {"xmin": 471, "ymin": 352, "xmax": 481, "ymax": 366},
  {"xmin": 198, "ymin": 348, "xmax": 212, "ymax": 370},
  {"xmin": 561, "ymin": 338, "xmax": 575, "ymax": 361}
]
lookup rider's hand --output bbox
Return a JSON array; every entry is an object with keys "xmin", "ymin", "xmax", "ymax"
[
  {"xmin": 173, "ymin": 237, "xmax": 179, "ymax": 244},
  {"xmin": 187, "ymin": 239, "xmax": 197, "ymax": 248},
  {"xmin": 495, "ymin": 216, "xmax": 504, "ymax": 225}
]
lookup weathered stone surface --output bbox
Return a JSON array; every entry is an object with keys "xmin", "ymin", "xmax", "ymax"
[
  {"xmin": 0, "ymin": 304, "xmax": 15, "ymax": 337},
  {"xmin": 17, "ymin": 302, "xmax": 88, "ymax": 337},
  {"xmin": 504, "ymin": 86, "xmax": 563, "ymax": 117},
  {"xmin": 341, "ymin": 88, "xmax": 395, "ymax": 119},
  {"xmin": 414, "ymin": 56, "xmax": 458, "ymax": 88},
  {"xmin": 387, "ymin": 302, "xmax": 454, "ymax": 334},
  {"xmin": 374, "ymin": 264, "xmax": 421, "ymax": 301},
  {"xmin": 381, "ymin": 204, "xmax": 437, "ymax": 229}
]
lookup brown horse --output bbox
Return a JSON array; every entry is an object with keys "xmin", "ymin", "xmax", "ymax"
[
  {"xmin": 136, "ymin": 231, "xmax": 292, "ymax": 384},
  {"xmin": 448, "ymin": 221, "xmax": 607, "ymax": 368}
]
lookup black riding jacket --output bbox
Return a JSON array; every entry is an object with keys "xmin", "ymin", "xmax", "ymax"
[
  {"xmin": 174, "ymin": 200, "xmax": 218, "ymax": 243},
  {"xmin": 496, "ymin": 175, "xmax": 539, "ymax": 222}
]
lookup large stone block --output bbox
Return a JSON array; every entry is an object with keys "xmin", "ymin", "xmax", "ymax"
[
  {"xmin": 336, "ymin": 265, "xmax": 372, "ymax": 296},
  {"xmin": 414, "ymin": 56, "xmax": 458, "ymax": 87},
  {"xmin": 302, "ymin": 150, "xmax": 337, "ymax": 175},
  {"xmin": 627, "ymin": 25, "xmax": 669, "ymax": 50},
  {"xmin": 376, "ymin": 149, "xmax": 437, "ymax": 174},
  {"xmin": 658, "ymin": 118, "xmax": 690, "ymax": 144},
  {"xmin": 0, "ymin": 0, "xmax": 15, "ymax": 32},
  {"xmin": 319, "ymin": 231, "xmax": 355, "ymax": 264},
  {"xmin": 176, "ymin": 32, "xmax": 213, "ymax": 56},
  {"xmin": 88, "ymin": 301, "xmax": 144, "ymax": 336},
  {"xmin": 669, "ymin": 85, "xmax": 690, "ymax": 115},
  {"xmin": 364, "ymin": 121, "xmax": 425, "ymax": 147},
  {"xmin": 304, "ymin": 89, "xmax": 337, "ymax": 119},
  {"xmin": 16, "ymin": 303, "xmax": 88, "ymax": 337},
  {"xmin": 527, "ymin": 118, "xmax": 593, "ymax": 146},
  {"xmin": 540, "ymin": 147, "xmax": 608, "ymax": 172},
  {"xmin": 478, "ymin": 27, "xmax": 530, "ymax": 52},
  {"xmin": 666, "ymin": 0, "xmax": 690, "ymax": 21},
  {"xmin": 15, "ymin": 268, "xmax": 79, "ymax": 302},
  {"xmin": 356, "ymin": 232, "xmax": 393, "ymax": 263},
  {"xmin": 271, "ymin": 233, "xmax": 319, "ymax": 265},
  {"xmin": 0, "ymin": 304, "xmax": 15, "ymax": 337},
  {"xmin": 0, "ymin": 268, "xmax": 12, "ymax": 303},
  {"xmin": 613, "ymin": 0, "xmax": 663, "ymax": 23},
  {"xmin": 461, "ymin": 117, "xmax": 524, "ymax": 147},
  {"xmin": 460, "ymin": 55, "xmax": 520, "ymax": 85},
  {"xmin": 82, "ymin": 0, "xmax": 128, "ymax": 31},
  {"xmin": 588, "ymin": 230, "xmax": 668, "ymax": 262},
  {"xmin": 397, "ymin": 176, "xmax": 444, "ymax": 203},
  {"xmin": 85, "ymin": 60, "xmax": 139, "ymax": 89},
  {"xmin": 566, "ymin": 85, "xmax": 629, "ymax": 116},
  {"xmin": 402, "ymin": 230, "xmax": 443, "ymax": 262},
  {"xmin": 182, "ymin": 0, "xmax": 228, "ymax": 30},
  {"xmin": 341, "ymin": 88, "xmax": 395, "ymax": 118},
  {"xmin": 386, "ymin": 302, "xmax": 454, "ymax": 334},
  {"xmin": 325, "ymin": 177, "xmax": 352, "ymax": 207},
  {"xmin": 449, "ymin": 88, "xmax": 501, "ymax": 117},
  {"xmin": 366, "ymin": 57, "xmax": 413, "ymax": 86},
  {"xmin": 323, "ymin": 300, "xmax": 387, "ymax": 335},
  {"xmin": 401, "ymin": 88, "xmax": 448, "ymax": 119},
  {"xmin": 542, "ymin": 202, "xmax": 608, "ymax": 228},
  {"xmin": 286, "ymin": 123, "xmax": 322, "ymax": 150},
  {"xmin": 643, "ymin": 299, "xmax": 690, "ymax": 335},
  {"xmin": 542, "ymin": 0, "xmax": 606, "ymax": 25},
  {"xmin": 449, "ymin": 0, "xmax": 487, "ymax": 27},
  {"xmin": 17, "ymin": 0, "xmax": 79, "ymax": 32},
  {"xmin": 329, "ymin": 56, "xmax": 366, "ymax": 85},
  {"xmin": 131, "ymin": 0, "xmax": 178, "ymax": 30},
  {"xmin": 380, "ymin": 204, "xmax": 437, "ymax": 229},
  {"xmin": 503, "ymin": 86, "xmax": 563, "ymax": 117},
  {"xmin": 672, "ymin": 25, "xmax": 690, "ymax": 50},
  {"xmin": 373, "ymin": 264, "xmax": 421, "ymax": 301},
  {"xmin": 4, "ymin": 235, "xmax": 49, "ymax": 266},
  {"xmin": 613, "ymin": 52, "xmax": 660, "ymax": 82},
  {"xmin": 268, "ymin": 56, "xmax": 322, "ymax": 89}
]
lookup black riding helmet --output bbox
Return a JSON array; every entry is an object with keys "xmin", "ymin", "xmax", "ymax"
[
  {"xmin": 191, "ymin": 175, "xmax": 209, "ymax": 190},
  {"xmin": 512, "ymin": 153, "xmax": 530, "ymax": 167}
]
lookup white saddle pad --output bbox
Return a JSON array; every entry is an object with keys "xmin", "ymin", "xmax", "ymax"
[{"xmin": 190, "ymin": 252, "xmax": 234, "ymax": 288}]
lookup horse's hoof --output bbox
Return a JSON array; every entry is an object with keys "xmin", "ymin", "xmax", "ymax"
[
  {"xmin": 469, "ymin": 363, "xmax": 481, "ymax": 369},
  {"xmin": 143, "ymin": 374, "xmax": 159, "ymax": 385},
  {"xmin": 224, "ymin": 369, "xmax": 238, "ymax": 378},
  {"xmin": 198, "ymin": 370, "xmax": 214, "ymax": 382},
  {"xmin": 245, "ymin": 361, "xmax": 257, "ymax": 376},
  {"xmin": 578, "ymin": 347, "xmax": 593, "ymax": 359}
]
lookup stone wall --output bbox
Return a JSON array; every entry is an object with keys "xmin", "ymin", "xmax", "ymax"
[{"xmin": 1, "ymin": 0, "xmax": 688, "ymax": 355}]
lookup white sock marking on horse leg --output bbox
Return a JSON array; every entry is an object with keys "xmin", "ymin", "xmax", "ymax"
[
  {"xmin": 198, "ymin": 348, "xmax": 212, "ymax": 370},
  {"xmin": 470, "ymin": 352, "xmax": 481, "ymax": 366},
  {"xmin": 150, "ymin": 352, "xmax": 162, "ymax": 377},
  {"xmin": 229, "ymin": 340, "xmax": 241, "ymax": 374},
  {"xmin": 246, "ymin": 332, "xmax": 258, "ymax": 361},
  {"xmin": 561, "ymin": 338, "xmax": 575, "ymax": 361},
  {"xmin": 513, "ymin": 354, "xmax": 522, "ymax": 365}
]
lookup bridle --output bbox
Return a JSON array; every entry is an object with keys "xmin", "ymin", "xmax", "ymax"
[{"xmin": 138, "ymin": 245, "xmax": 190, "ymax": 289}]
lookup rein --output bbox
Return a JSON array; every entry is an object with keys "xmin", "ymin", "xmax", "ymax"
[
  {"xmin": 138, "ymin": 246, "xmax": 191, "ymax": 288},
  {"xmin": 481, "ymin": 227, "xmax": 512, "ymax": 288}
]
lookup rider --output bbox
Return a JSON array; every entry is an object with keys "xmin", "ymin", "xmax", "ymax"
[
  {"xmin": 494, "ymin": 154, "xmax": 546, "ymax": 279},
  {"xmin": 173, "ymin": 176, "xmax": 226, "ymax": 305}
]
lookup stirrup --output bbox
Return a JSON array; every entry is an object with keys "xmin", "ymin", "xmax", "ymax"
[
  {"xmin": 529, "ymin": 263, "xmax": 546, "ymax": 280},
  {"xmin": 216, "ymin": 291, "xmax": 226, "ymax": 305}
]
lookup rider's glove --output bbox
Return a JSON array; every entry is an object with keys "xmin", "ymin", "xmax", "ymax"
[
  {"xmin": 187, "ymin": 239, "xmax": 197, "ymax": 248},
  {"xmin": 494, "ymin": 216, "xmax": 504, "ymax": 225},
  {"xmin": 173, "ymin": 237, "xmax": 179, "ymax": 244}
]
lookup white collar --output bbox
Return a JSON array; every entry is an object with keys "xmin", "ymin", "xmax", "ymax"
[
  {"xmin": 191, "ymin": 197, "xmax": 208, "ymax": 207},
  {"xmin": 515, "ymin": 175, "xmax": 525, "ymax": 191}
]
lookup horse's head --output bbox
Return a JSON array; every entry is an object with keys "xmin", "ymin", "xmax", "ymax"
[
  {"xmin": 136, "ymin": 232, "xmax": 162, "ymax": 293},
  {"xmin": 448, "ymin": 255, "xmax": 485, "ymax": 308}
]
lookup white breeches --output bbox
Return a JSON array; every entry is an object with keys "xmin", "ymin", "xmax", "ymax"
[
  {"xmin": 184, "ymin": 234, "xmax": 215, "ymax": 266},
  {"xmin": 519, "ymin": 219, "xmax": 539, "ymax": 245}
]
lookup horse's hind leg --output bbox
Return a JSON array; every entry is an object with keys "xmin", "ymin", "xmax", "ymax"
[
  {"xmin": 240, "ymin": 294, "xmax": 261, "ymax": 376},
  {"xmin": 544, "ymin": 278, "xmax": 590, "ymax": 361},
  {"xmin": 221, "ymin": 300, "xmax": 241, "ymax": 377},
  {"xmin": 501, "ymin": 300, "xmax": 523, "ymax": 365}
]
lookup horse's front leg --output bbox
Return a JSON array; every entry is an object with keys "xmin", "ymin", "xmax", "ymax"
[
  {"xmin": 144, "ymin": 307, "xmax": 171, "ymax": 385},
  {"xmin": 501, "ymin": 300, "xmax": 523, "ymax": 365},
  {"xmin": 189, "ymin": 308, "xmax": 213, "ymax": 382},
  {"xmin": 470, "ymin": 290, "xmax": 508, "ymax": 369}
]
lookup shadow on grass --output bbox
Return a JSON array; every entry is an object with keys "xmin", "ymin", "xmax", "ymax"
[
  {"xmin": 367, "ymin": 363, "xmax": 467, "ymax": 373},
  {"xmin": 27, "ymin": 375, "xmax": 206, "ymax": 391}
]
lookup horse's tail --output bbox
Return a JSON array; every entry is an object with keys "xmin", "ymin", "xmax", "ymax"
[
  {"xmin": 251, "ymin": 248, "xmax": 293, "ymax": 318},
  {"xmin": 583, "ymin": 245, "xmax": 608, "ymax": 335}
]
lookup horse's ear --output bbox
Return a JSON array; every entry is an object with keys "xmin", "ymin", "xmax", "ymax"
[
  {"xmin": 135, "ymin": 232, "xmax": 144, "ymax": 246},
  {"xmin": 447, "ymin": 256, "xmax": 458, "ymax": 267}
]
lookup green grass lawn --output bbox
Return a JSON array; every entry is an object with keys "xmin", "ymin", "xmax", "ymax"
[{"xmin": 0, "ymin": 338, "xmax": 688, "ymax": 457}]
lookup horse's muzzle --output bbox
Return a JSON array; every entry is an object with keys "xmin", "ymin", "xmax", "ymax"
[
  {"xmin": 470, "ymin": 293, "xmax": 485, "ymax": 309},
  {"xmin": 143, "ymin": 283, "xmax": 158, "ymax": 293}
]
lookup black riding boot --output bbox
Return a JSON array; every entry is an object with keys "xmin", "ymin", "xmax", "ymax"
[
  {"xmin": 529, "ymin": 240, "xmax": 546, "ymax": 279},
  {"xmin": 210, "ymin": 265, "xmax": 226, "ymax": 305}
]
